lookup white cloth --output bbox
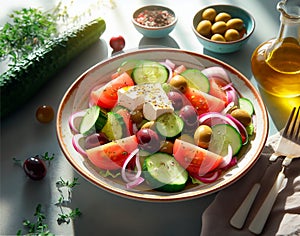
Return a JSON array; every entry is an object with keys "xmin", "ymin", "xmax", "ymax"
[{"xmin": 201, "ymin": 132, "xmax": 300, "ymax": 236}]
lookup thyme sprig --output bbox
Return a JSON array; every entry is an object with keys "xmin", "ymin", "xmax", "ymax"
[
  {"xmin": 17, "ymin": 177, "xmax": 81, "ymax": 234},
  {"xmin": 17, "ymin": 204, "xmax": 54, "ymax": 236},
  {"xmin": 0, "ymin": 0, "xmax": 116, "ymax": 68},
  {"xmin": 0, "ymin": 8, "xmax": 58, "ymax": 64},
  {"xmin": 55, "ymin": 177, "xmax": 81, "ymax": 225}
]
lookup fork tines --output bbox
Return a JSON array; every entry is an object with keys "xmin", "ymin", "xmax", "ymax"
[{"xmin": 283, "ymin": 106, "xmax": 300, "ymax": 144}]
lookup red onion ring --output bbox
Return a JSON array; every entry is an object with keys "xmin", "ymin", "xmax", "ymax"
[
  {"xmin": 222, "ymin": 157, "xmax": 238, "ymax": 171},
  {"xmin": 221, "ymin": 102, "xmax": 235, "ymax": 115},
  {"xmin": 222, "ymin": 83, "xmax": 239, "ymax": 105},
  {"xmin": 201, "ymin": 66, "xmax": 231, "ymax": 83},
  {"xmin": 72, "ymin": 134, "xmax": 87, "ymax": 157},
  {"xmin": 121, "ymin": 149, "xmax": 144, "ymax": 188},
  {"xmin": 164, "ymin": 59, "xmax": 176, "ymax": 70},
  {"xmin": 160, "ymin": 61, "xmax": 174, "ymax": 83},
  {"xmin": 198, "ymin": 112, "xmax": 240, "ymax": 132},
  {"xmin": 219, "ymin": 145, "xmax": 233, "ymax": 168},
  {"xmin": 195, "ymin": 170, "xmax": 222, "ymax": 183},
  {"xmin": 68, "ymin": 109, "xmax": 88, "ymax": 133},
  {"xmin": 174, "ymin": 64, "xmax": 186, "ymax": 75}
]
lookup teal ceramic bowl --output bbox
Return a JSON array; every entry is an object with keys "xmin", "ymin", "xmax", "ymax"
[
  {"xmin": 192, "ymin": 5, "xmax": 255, "ymax": 53},
  {"xmin": 132, "ymin": 5, "xmax": 177, "ymax": 38}
]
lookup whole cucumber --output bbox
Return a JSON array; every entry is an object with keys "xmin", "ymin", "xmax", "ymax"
[{"xmin": 0, "ymin": 18, "xmax": 106, "ymax": 118}]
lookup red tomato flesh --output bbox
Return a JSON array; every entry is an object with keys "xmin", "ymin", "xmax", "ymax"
[
  {"xmin": 184, "ymin": 87, "xmax": 225, "ymax": 115},
  {"xmin": 209, "ymin": 77, "xmax": 228, "ymax": 104},
  {"xmin": 90, "ymin": 72, "xmax": 134, "ymax": 109},
  {"xmin": 173, "ymin": 139, "xmax": 223, "ymax": 177},
  {"xmin": 86, "ymin": 135, "xmax": 138, "ymax": 170}
]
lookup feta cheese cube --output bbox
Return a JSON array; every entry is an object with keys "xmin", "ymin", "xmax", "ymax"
[{"xmin": 117, "ymin": 83, "xmax": 174, "ymax": 120}]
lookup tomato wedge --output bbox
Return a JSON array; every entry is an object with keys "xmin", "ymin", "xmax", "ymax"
[
  {"xmin": 86, "ymin": 135, "xmax": 138, "ymax": 170},
  {"xmin": 209, "ymin": 77, "xmax": 228, "ymax": 104},
  {"xmin": 173, "ymin": 139, "xmax": 223, "ymax": 177},
  {"xmin": 184, "ymin": 87, "xmax": 225, "ymax": 115},
  {"xmin": 90, "ymin": 72, "xmax": 134, "ymax": 109}
]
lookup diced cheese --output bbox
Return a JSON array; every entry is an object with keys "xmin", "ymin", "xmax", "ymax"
[{"xmin": 117, "ymin": 83, "xmax": 174, "ymax": 120}]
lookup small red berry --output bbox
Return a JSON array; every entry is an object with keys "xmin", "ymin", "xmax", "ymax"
[{"xmin": 109, "ymin": 35, "xmax": 125, "ymax": 52}]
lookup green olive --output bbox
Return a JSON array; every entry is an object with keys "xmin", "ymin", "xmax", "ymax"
[
  {"xmin": 159, "ymin": 141, "xmax": 174, "ymax": 155},
  {"xmin": 215, "ymin": 12, "xmax": 231, "ymax": 22},
  {"xmin": 230, "ymin": 109, "xmax": 252, "ymax": 126},
  {"xmin": 194, "ymin": 125, "xmax": 213, "ymax": 148},
  {"xmin": 131, "ymin": 108, "xmax": 144, "ymax": 124},
  {"xmin": 169, "ymin": 74, "xmax": 188, "ymax": 93},
  {"xmin": 211, "ymin": 33, "xmax": 226, "ymax": 42},
  {"xmin": 211, "ymin": 21, "xmax": 227, "ymax": 34},
  {"xmin": 202, "ymin": 8, "xmax": 217, "ymax": 22},
  {"xmin": 196, "ymin": 20, "xmax": 212, "ymax": 37},
  {"xmin": 224, "ymin": 29, "xmax": 241, "ymax": 41},
  {"xmin": 226, "ymin": 18, "xmax": 244, "ymax": 31},
  {"xmin": 141, "ymin": 121, "xmax": 155, "ymax": 129}
]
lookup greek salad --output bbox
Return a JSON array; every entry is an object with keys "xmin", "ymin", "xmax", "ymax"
[{"xmin": 69, "ymin": 59, "xmax": 255, "ymax": 192}]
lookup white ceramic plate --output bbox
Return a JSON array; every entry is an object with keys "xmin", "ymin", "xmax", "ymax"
[{"xmin": 56, "ymin": 48, "xmax": 268, "ymax": 202}]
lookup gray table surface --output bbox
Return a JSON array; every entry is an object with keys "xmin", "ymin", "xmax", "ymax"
[{"xmin": 1, "ymin": 0, "xmax": 299, "ymax": 235}]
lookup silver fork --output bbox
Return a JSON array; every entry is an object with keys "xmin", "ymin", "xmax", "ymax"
[
  {"xmin": 248, "ymin": 106, "xmax": 300, "ymax": 234},
  {"xmin": 230, "ymin": 106, "xmax": 300, "ymax": 232}
]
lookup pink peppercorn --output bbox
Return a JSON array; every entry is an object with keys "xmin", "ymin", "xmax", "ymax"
[{"xmin": 135, "ymin": 9, "xmax": 175, "ymax": 27}]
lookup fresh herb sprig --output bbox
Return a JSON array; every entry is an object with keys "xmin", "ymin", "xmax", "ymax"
[
  {"xmin": 0, "ymin": 8, "xmax": 58, "ymax": 63},
  {"xmin": 13, "ymin": 152, "xmax": 55, "ymax": 166},
  {"xmin": 17, "ymin": 177, "xmax": 81, "ymax": 234},
  {"xmin": 17, "ymin": 204, "xmax": 54, "ymax": 236},
  {"xmin": 55, "ymin": 177, "xmax": 80, "ymax": 205},
  {"xmin": 0, "ymin": 0, "xmax": 116, "ymax": 67},
  {"xmin": 55, "ymin": 177, "xmax": 81, "ymax": 225},
  {"xmin": 57, "ymin": 208, "xmax": 82, "ymax": 225}
]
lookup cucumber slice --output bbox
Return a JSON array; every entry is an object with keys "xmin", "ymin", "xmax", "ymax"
[
  {"xmin": 143, "ymin": 153, "xmax": 188, "ymax": 192},
  {"xmin": 79, "ymin": 106, "xmax": 107, "ymax": 135},
  {"xmin": 95, "ymin": 108, "xmax": 108, "ymax": 131},
  {"xmin": 208, "ymin": 124, "xmax": 242, "ymax": 156},
  {"xmin": 239, "ymin": 98, "xmax": 254, "ymax": 115},
  {"xmin": 132, "ymin": 60, "xmax": 168, "ymax": 84},
  {"xmin": 101, "ymin": 112, "xmax": 125, "ymax": 140},
  {"xmin": 155, "ymin": 113, "xmax": 184, "ymax": 138},
  {"xmin": 181, "ymin": 69, "xmax": 210, "ymax": 93}
]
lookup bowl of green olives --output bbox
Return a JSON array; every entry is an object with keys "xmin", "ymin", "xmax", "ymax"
[{"xmin": 192, "ymin": 5, "xmax": 255, "ymax": 53}]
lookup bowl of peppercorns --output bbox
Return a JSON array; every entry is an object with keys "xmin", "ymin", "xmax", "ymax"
[
  {"xmin": 132, "ymin": 5, "xmax": 177, "ymax": 38},
  {"xmin": 192, "ymin": 5, "xmax": 255, "ymax": 53}
]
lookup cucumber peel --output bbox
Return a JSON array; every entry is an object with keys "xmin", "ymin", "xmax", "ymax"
[
  {"xmin": 180, "ymin": 69, "xmax": 210, "ymax": 93},
  {"xmin": 208, "ymin": 124, "xmax": 242, "ymax": 156},
  {"xmin": 239, "ymin": 98, "xmax": 254, "ymax": 116},
  {"xmin": 101, "ymin": 112, "xmax": 125, "ymax": 140},
  {"xmin": 155, "ymin": 113, "xmax": 184, "ymax": 138},
  {"xmin": 79, "ymin": 105, "xmax": 107, "ymax": 135},
  {"xmin": 143, "ymin": 153, "xmax": 188, "ymax": 192},
  {"xmin": 132, "ymin": 60, "xmax": 168, "ymax": 84},
  {"xmin": 0, "ymin": 17, "xmax": 106, "ymax": 118}
]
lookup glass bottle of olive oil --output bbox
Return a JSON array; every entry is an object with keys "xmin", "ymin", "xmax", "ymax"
[{"xmin": 251, "ymin": 0, "xmax": 300, "ymax": 98}]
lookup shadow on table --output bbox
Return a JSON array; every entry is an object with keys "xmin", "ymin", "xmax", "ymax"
[{"xmin": 138, "ymin": 35, "xmax": 180, "ymax": 49}]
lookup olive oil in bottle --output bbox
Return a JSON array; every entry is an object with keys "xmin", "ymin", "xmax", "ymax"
[{"xmin": 251, "ymin": 0, "xmax": 300, "ymax": 98}]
